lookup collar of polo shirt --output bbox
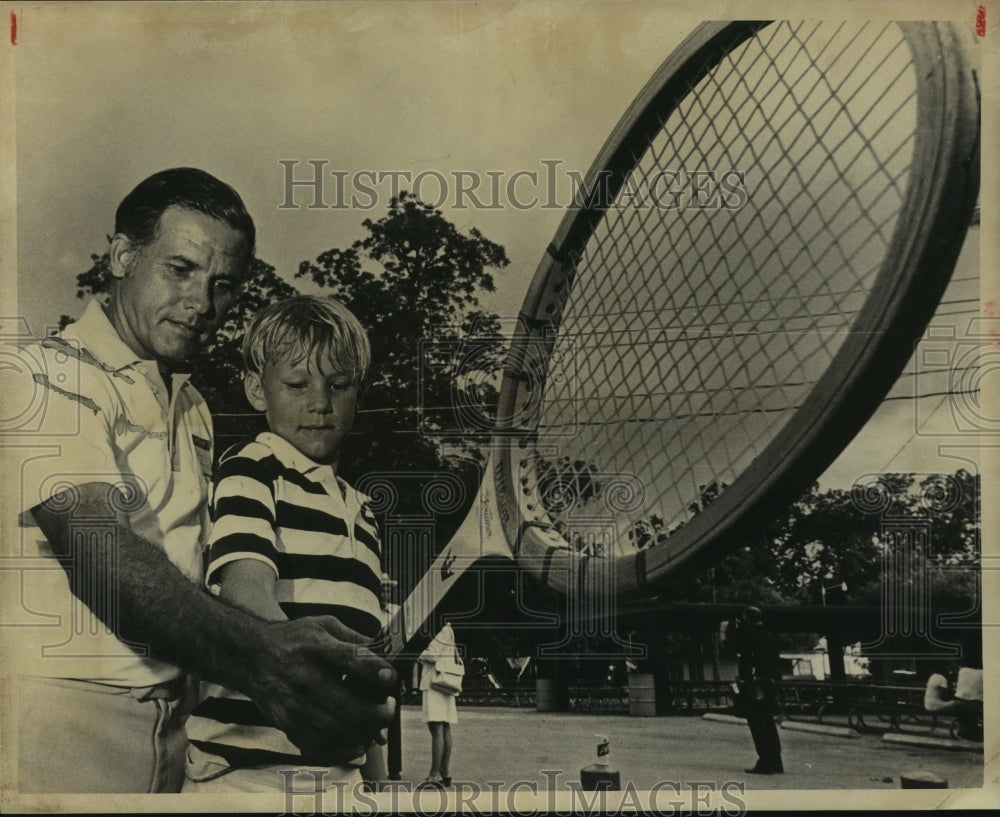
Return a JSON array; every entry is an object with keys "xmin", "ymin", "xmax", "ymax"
[
  {"xmin": 72, "ymin": 300, "xmax": 193, "ymax": 387},
  {"xmin": 257, "ymin": 430, "xmax": 338, "ymax": 478}
]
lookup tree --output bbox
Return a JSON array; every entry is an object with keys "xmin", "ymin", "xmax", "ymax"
[
  {"xmin": 650, "ymin": 471, "xmax": 979, "ymax": 614},
  {"xmin": 916, "ymin": 470, "xmax": 980, "ymax": 561}
]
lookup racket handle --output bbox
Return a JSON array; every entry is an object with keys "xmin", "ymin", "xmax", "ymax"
[{"xmin": 340, "ymin": 663, "xmax": 399, "ymax": 703}]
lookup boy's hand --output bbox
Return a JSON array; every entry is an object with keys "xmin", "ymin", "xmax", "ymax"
[{"xmin": 247, "ymin": 615, "xmax": 397, "ymax": 765}]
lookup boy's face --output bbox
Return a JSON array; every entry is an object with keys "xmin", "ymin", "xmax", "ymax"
[{"xmin": 246, "ymin": 353, "xmax": 359, "ymax": 467}]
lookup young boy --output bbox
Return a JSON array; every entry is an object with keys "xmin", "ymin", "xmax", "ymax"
[{"xmin": 183, "ymin": 295, "xmax": 388, "ymax": 793}]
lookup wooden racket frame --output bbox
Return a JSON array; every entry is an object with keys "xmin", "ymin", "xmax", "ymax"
[{"xmin": 495, "ymin": 21, "xmax": 981, "ymax": 598}]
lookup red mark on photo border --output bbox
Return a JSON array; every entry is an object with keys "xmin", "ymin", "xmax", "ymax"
[
  {"xmin": 10, "ymin": 11, "xmax": 17, "ymax": 45},
  {"xmin": 976, "ymin": 5, "xmax": 987, "ymax": 37}
]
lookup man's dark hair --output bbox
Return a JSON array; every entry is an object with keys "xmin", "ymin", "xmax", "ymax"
[
  {"xmin": 114, "ymin": 167, "xmax": 256, "ymax": 254},
  {"xmin": 745, "ymin": 605, "xmax": 763, "ymax": 623}
]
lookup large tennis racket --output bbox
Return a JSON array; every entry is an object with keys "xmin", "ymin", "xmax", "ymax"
[{"xmin": 382, "ymin": 20, "xmax": 980, "ymax": 658}]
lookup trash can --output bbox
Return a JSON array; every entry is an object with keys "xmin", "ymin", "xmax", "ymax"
[
  {"xmin": 628, "ymin": 673, "xmax": 656, "ymax": 716},
  {"xmin": 536, "ymin": 678, "xmax": 555, "ymax": 712}
]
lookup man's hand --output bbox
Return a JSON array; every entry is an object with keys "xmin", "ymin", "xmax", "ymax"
[
  {"xmin": 31, "ymin": 482, "xmax": 397, "ymax": 764},
  {"xmin": 246, "ymin": 615, "xmax": 398, "ymax": 765}
]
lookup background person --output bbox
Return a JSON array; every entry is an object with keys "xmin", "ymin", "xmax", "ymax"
[
  {"xmin": 736, "ymin": 606, "xmax": 784, "ymax": 775},
  {"xmin": 418, "ymin": 622, "xmax": 462, "ymax": 788},
  {"xmin": 953, "ymin": 641, "xmax": 984, "ymax": 741},
  {"xmin": 923, "ymin": 661, "xmax": 961, "ymax": 714},
  {"xmin": 15, "ymin": 169, "xmax": 396, "ymax": 793}
]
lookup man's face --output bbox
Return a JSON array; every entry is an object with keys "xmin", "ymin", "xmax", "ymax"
[
  {"xmin": 108, "ymin": 206, "xmax": 250, "ymax": 366},
  {"xmin": 246, "ymin": 354, "xmax": 359, "ymax": 467}
]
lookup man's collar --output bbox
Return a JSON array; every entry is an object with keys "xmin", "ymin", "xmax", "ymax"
[
  {"xmin": 63, "ymin": 300, "xmax": 145, "ymax": 371},
  {"xmin": 64, "ymin": 301, "xmax": 194, "ymax": 386}
]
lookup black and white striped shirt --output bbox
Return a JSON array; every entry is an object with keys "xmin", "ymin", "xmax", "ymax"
[{"xmin": 186, "ymin": 432, "xmax": 382, "ymax": 777}]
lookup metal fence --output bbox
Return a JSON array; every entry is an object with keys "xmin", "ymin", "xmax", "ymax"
[{"xmin": 420, "ymin": 679, "xmax": 975, "ymax": 738}]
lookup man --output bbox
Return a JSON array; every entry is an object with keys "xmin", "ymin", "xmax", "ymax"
[
  {"xmin": 14, "ymin": 168, "xmax": 396, "ymax": 793},
  {"xmin": 736, "ymin": 606, "xmax": 783, "ymax": 775}
]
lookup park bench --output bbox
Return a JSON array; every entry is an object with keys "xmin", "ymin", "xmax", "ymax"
[
  {"xmin": 569, "ymin": 686, "xmax": 630, "ymax": 714},
  {"xmin": 663, "ymin": 680, "xmax": 734, "ymax": 713},
  {"xmin": 843, "ymin": 684, "xmax": 946, "ymax": 735},
  {"xmin": 778, "ymin": 681, "xmax": 842, "ymax": 723}
]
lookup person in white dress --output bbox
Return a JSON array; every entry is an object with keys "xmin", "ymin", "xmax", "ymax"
[{"xmin": 418, "ymin": 623, "xmax": 461, "ymax": 787}]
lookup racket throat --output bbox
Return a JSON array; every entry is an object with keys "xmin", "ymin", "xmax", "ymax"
[{"xmin": 384, "ymin": 455, "xmax": 514, "ymax": 658}]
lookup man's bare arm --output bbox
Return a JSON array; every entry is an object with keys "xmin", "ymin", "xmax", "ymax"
[{"xmin": 31, "ymin": 481, "xmax": 396, "ymax": 764}]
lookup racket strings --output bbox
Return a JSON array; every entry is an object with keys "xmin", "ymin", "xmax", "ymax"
[
  {"xmin": 581, "ymin": 279, "xmax": 881, "ymax": 327},
  {"xmin": 529, "ymin": 21, "xmax": 921, "ymax": 549},
  {"xmin": 681, "ymin": 28, "xmax": 913, "ymax": 327}
]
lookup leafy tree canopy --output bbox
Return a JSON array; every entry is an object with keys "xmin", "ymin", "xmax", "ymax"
[{"xmin": 673, "ymin": 471, "xmax": 980, "ymax": 620}]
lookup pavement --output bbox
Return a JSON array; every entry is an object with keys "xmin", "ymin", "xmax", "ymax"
[
  {"xmin": 2, "ymin": 705, "xmax": 989, "ymax": 814},
  {"xmin": 388, "ymin": 704, "xmax": 988, "ymax": 798}
]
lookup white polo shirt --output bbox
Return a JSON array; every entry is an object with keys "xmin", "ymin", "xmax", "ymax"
[{"xmin": 14, "ymin": 300, "xmax": 213, "ymax": 687}]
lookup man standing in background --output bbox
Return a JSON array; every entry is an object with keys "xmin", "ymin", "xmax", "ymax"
[{"xmin": 737, "ymin": 606, "xmax": 784, "ymax": 775}]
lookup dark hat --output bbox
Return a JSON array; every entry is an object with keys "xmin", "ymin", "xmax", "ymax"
[{"xmin": 744, "ymin": 605, "xmax": 763, "ymax": 621}]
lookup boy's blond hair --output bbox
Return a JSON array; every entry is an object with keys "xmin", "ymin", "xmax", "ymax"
[{"xmin": 242, "ymin": 295, "xmax": 371, "ymax": 383}]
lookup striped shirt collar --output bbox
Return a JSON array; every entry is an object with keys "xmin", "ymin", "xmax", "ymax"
[{"xmin": 256, "ymin": 430, "xmax": 342, "ymax": 485}]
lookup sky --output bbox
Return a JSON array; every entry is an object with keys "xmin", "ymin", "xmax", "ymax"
[{"xmin": 4, "ymin": 0, "xmax": 995, "ymax": 493}]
